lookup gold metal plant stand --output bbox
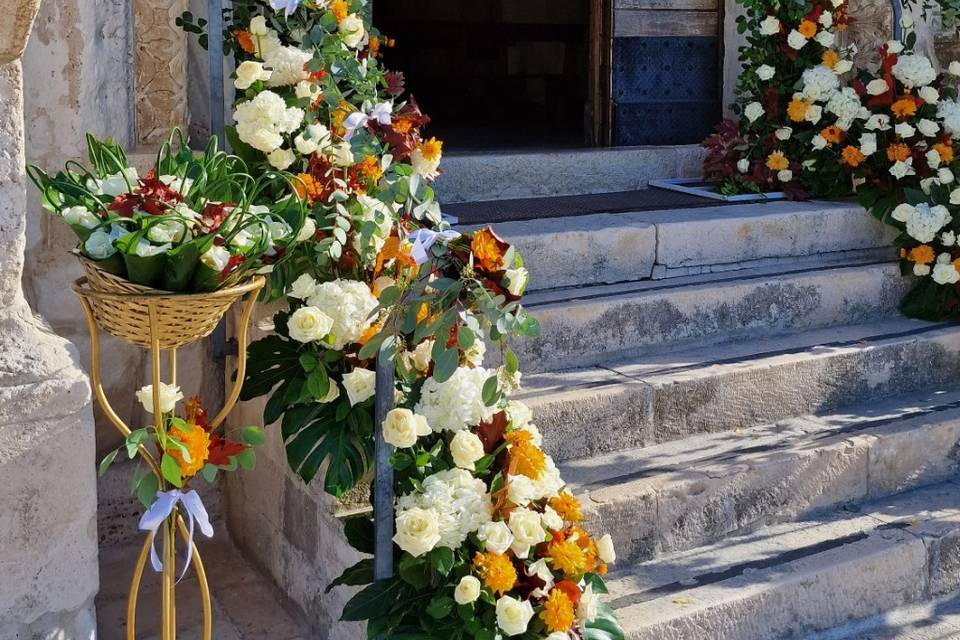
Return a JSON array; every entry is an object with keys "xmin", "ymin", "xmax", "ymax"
[{"xmin": 73, "ymin": 272, "xmax": 265, "ymax": 640}]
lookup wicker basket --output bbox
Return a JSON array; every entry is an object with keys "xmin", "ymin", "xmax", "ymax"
[{"xmin": 73, "ymin": 259, "xmax": 265, "ymax": 349}]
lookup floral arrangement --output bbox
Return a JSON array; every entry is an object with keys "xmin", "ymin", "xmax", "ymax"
[
  {"xmin": 703, "ymin": 0, "xmax": 853, "ymax": 197},
  {"xmin": 180, "ymin": 0, "xmax": 626, "ymax": 637},
  {"xmin": 27, "ymin": 131, "xmax": 307, "ymax": 292}
]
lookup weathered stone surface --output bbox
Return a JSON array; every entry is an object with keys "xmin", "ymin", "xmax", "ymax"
[
  {"xmin": 133, "ymin": 0, "xmax": 189, "ymax": 143},
  {"xmin": 516, "ymin": 260, "xmax": 908, "ymax": 372},
  {"xmin": 435, "ymin": 146, "xmax": 705, "ymax": 203}
]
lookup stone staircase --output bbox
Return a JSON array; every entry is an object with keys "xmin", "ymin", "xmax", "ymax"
[{"xmin": 446, "ymin": 148, "xmax": 960, "ymax": 640}]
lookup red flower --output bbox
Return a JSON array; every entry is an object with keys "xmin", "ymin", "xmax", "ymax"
[
  {"xmin": 201, "ymin": 202, "xmax": 232, "ymax": 233},
  {"xmin": 207, "ymin": 436, "xmax": 248, "ymax": 467},
  {"xmin": 108, "ymin": 193, "xmax": 138, "ymax": 217}
]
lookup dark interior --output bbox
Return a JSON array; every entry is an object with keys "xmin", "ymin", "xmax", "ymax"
[{"xmin": 373, "ymin": 0, "xmax": 591, "ymax": 151}]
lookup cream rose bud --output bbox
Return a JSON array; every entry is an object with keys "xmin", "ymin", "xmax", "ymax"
[
  {"xmin": 319, "ymin": 383, "xmax": 340, "ymax": 403},
  {"xmin": 503, "ymin": 267, "xmax": 529, "ymax": 297},
  {"xmin": 819, "ymin": 11, "xmax": 833, "ymax": 27},
  {"xmin": 411, "ymin": 339, "xmax": 434, "ymax": 372},
  {"xmin": 943, "ymin": 230, "xmax": 957, "ymax": 246},
  {"xmin": 62, "ymin": 205, "xmax": 100, "ymax": 229},
  {"xmin": 296, "ymin": 217, "xmax": 317, "ymax": 242},
  {"xmin": 288, "ymin": 306, "xmax": 334, "ymax": 343},
  {"xmin": 136, "ymin": 382, "xmax": 183, "ymax": 414},
  {"xmin": 393, "ymin": 507, "xmax": 441, "ymax": 557},
  {"xmin": 759, "ymin": 15, "xmax": 780, "ymax": 35},
  {"xmin": 234, "ymin": 60, "xmax": 272, "ymax": 90},
  {"xmin": 339, "ymin": 13, "xmax": 366, "ymax": 48},
  {"xmin": 508, "ymin": 509, "xmax": 546, "ymax": 559},
  {"xmin": 295, "ymin": 80, "xmax": 321, "ymax": 100},
  {"xmin": 577, "ymin": 584, "xmax": 600, "ymax": 623},
  {"xmin": 866, "ymin": 79, "xmax": 889, "ymax": 95},
  {"xmin": 478, "ymin": 521, "xmax": 514, "ymax": 555},
  {"xmin": 787, "ymin": 29, "xmax": 808, "ymax": 50},
  {"xmin": 546, "ymin": 634, "xmax": 569, "ymax": 640},
  {"xmin": 382, "ymin": 408, "xmax": 430, "ymax": 448},
  {"xmin": 597, "ymin": 533, "xmax": 617, "ymax": 564},
  {"xmin": 918, "ymin": 119, "xmax": 940, "ymax": 137},
  {"xmin": 756, "ymin": 64, "xmax": 775, "ymax": 81},
  {"xmin": 951, "ymin": 61, "xmax": 960, "ymax": 77},
  {"xmin": 806, "ymin": 105, "xmax": 823, "ymax": 124},
  {"xmin": 330, "ymin": 141, "xmax": 354, "ymax": 167},
  {"xmin": 495, "ymin": 596, "xmax": 535, "ymax": 637},
  {"xmin": 454, "ymin": 576, "xmax": 482, "ymax": 605},
  {"xmin": 267, "ymin": 147, "xmax": 296, "ymax": 170},
  {"xmin": 891, "ymin": 203, "xmax": 915, "ymax": 222},
  {"xmin": 250, "ymin": 15, "xmax": 269, "ymax": 35},
  {"xmin": 288, "ymin": 273, "xmax": 318, "ymax": 299},
  {"xmin": 737, "ymin": 158, "xmax": 750, "ymax": 173},
  {"xmin": 450, "ymin": 430, "xmax": 485, "ymax": 470},
  {"xmin": 342, "ymin": 368, "xmax": 376, "ymax": 405},
  {"xmin": 744, "ymin": 101, "xmax": 764, "ymax": 123},
  {"xmin": 920, "ymin": 86, "xmax": 940, "ymax": 104}
]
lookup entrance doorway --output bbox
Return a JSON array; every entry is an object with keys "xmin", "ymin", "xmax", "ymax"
[{"xmin": 373, "ymin": 1, "xmax": 611, "ymax": 151}]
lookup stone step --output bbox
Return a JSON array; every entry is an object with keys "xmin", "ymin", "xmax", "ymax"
[
  {"xmin": 606, "ymin": 482, "xmax": 960, "ymax": 640},
  {"xmin": 435, "ymin": 146, "xmax": 704, "ymax": 203},
  {"xmin": 463, "ymin": 200, "xmax": 894, "ymax": 291},
  {"xmin": 803, "ymin": 592, "xmax": 960, "ymax": 639},
  {"xmin": 515, "ymin": 259, "xmax": 908, "ymax": 372},
  {"xmin": 518, "ymin": 318, "xmax": 960, "ymax": 461},
  {"xmin": 562, "ymin": 388, "xmax": 960, "ymax": 563}
]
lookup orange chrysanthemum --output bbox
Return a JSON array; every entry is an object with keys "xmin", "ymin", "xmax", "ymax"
[
  {"xmin": 167, "ymin": 425, "xmax": 210, "ymax": 478},
  {"xmin": 841, "ymin": 146, "xmax": 866, "ymax": 167},
  {"xmin": 294, "ymin": 173, "xmax": 322, "ymax": 204},
  {"xmin": 540, "ymin": 589, "xmax": 576, "ymax": 633},
  {"xmin": 549, "ymin": 492, "xmax": 583, "ymax": 523},
  {"xmin": 331, "ymin": 0, "xmax": 349, "ymax": 22},
  {"xmin": 357, "ymin": 155, "xmax": 383, "ymax": 182},
  {"xmin": 473, "ymin": 552, "xmax": 517, "ymax": 595},
  {"xmin": 392, "ymin": 117, "xmax": 415, "ymax": 135},
  {"xmin": 908, "ymin": 244, "xmax": 935, "ymax": 265},
  {"xmin": 766, "ymin": 151, "xmax": 790, "ymax": 171},
  {"xmin": 891, "ymin": 98, "xmax": 918, "ymax": 119},
  {"xmin": 548, "ymin": 539, "xmax": 587, "ymax": 576},
  {"xmin": 235, "ymin": 31, "xmax": 256, "ymax": 54},
  {"xmin": 471, "ymin": 227, "xmax": 510, "ymax": 273},
  {"xmin": 798, "ymin": 20, "xmax": 818, "ymax": 38},
  {"xmin": 505, "ymin": 431, "xmax": 547, "ymax": 479},
  {"xmin": 934, "ymin": 142, "xmax": 955, "ymax": 163},
  {"xmin": 887, "ymin": 143, "xmax": 912, "ymax": 162},
  {"xmin": 821, "ymin": 126, "xmax": 844, "ymax": 144},
  {"xmin": 788, "ymin": 99, "xmax": 811, "ymax": 123},
  {"xmin": 419, "ymin": 137, "xmax": 443, "ymax": 163},
  {"xmin": 822, "ymin": 50, "xmax": 840, "ymax": 70}
]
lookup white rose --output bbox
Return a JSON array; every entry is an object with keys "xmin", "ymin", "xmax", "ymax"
[
  {"xmin": 951, "ymin": 188, "xmax": 960, "ymax": 205},
  {"xmin": 288, "ymin": 306, "xmax": 334, "ymax": 343},
  {"xmin": 454, "ymin": 576, "xmax": 481, "ymax": 605},
  {"xmin": 865, "ymin": 114, "xmax": 892, "ymax": 131},
  {"xmin": 806, "ymin": 104, "xmax": 823, "ymax": 124},
  {"xmin": 895, "ymin": 122, "xmax": 916, "ymax": 138},
  {"xmin": 928, "ymin": 150, "xmax": 943, "ymax": 169},
  {"xmin": 918, "ymin": 119, "xmax": 941, "ymax": 138},
  {"xmin": 892, "ymin": 203, "xmax": 915, "ymax": 223},
  {"xmin": 756, "ymin": 64, "xmax": 775, "ymax": 81},
  {"xmin": 943, "ymin": 230, "xmax": 957, "ymax": 246},
  {"xmin": 287, "ymin": 273, "xmax": 317, "ymax": 300},
  {"xmin": 815, "ymin": 31, "xmax": 835, "ymax": 48},
  {"xmin": 951, "ymin": 61, "xmax": 960, "ymax": 77},
  {"xmin": 508, "ymin": 509, "xmax": 546, "ymax": 559},
  {"xmin": 890, "ymin": 160, "xmax": 916, "ymax": 180},
  {"xmin": 915, "ymin": 263, "xmax": 932, "ymax": 276},
  {"xmin": 382, "ymin": 408, "xmax": 430, "ymax": 448},
  {"xmin": 860, "ymin": 133, "xmax": 878, "ymax": 156},
  {"xmin": 250, "ymin": 15, "xmax": 269, "ymax": 35},
  {"xmin": 393, "ymin": 507, "xmax": 441, "ymax": 557},
  {"xmin": 744, "ymin": 101, "xmax": 764, "ymax": 123},
  {"xmin": 135, "ymin": 382, "xmax": 183, "ymax": 414},
  {"xmin": 920, "ymin": 86, "xmax": 940, "ymax": 104},
  {"xmin": 787, "ymin": 30, "xmax": 808, "ymax": 50},
  {"xmin": 921, "ymin": 177, "xmax": 941, "ymax": 194},
  {"xmin": 133, "ymin": 240, "xmax": 170, "ymax": 257},
  {"xmin": 503, "ymin": 267, "xmax": 529, "ymax": 297},
  {"xmin": 933, "ymin": 260, "xmax": 960, "ymax": 284},
  {"xmin": 810, "ymin": 135, "xmax": 827, "ymax": 151},
  {"xmin": 294, "ymin": 123, "xmax": 331, "ymax": 155},
  {"xmin": 450, "ymin": 430, "xmax": 485, "ymax": 470},
  {"xmin": 834, "ymin": 59, "xmax": 854, "ymax": 74},
  {"xmin": 778, "ymin": 169, "xmax": 793, "ymax": 183},
  {"xmin": 62, "ymin": 206, "xmax": 100, "ymax": 229},
  {"xmin": 339, "ymin": 13, "xmax": 366, "ymax": 48},
  {"xmin": 319, "ymin": 382, "xmax": 340, "ymax": 403},
  {"xmin": 737, "ymin": 158, "xmax": 750, "ymax": 173},
  {"xmin": 507, "ymin": 474, "xmax": 536, "ymax": 507},
  {"xmin": 759, "ymin": 15, "xmax": 781, "ymax": 35},
  {"xmin": 411, "ymin": 339, "xmax": 434, "ymax": 372},
  {"xmin": 496, "ymin": 596, "xmax": 535, "ymax": 637},
  {"xmin": 940, "ymin": 168, "xmax": 956, "ymax": 184},
  {"xmin": 775, "ymin": 127, "xmax": 792, "ymax": 141},
  {"xmin": 887, "ymin": 40, "xmax": 905, "ymax": 55},
  {"xmin": 267, "ymin": 147, "xmax": 296, "ymax": 170},
  {"xmin": 541, "ymin": 506, "xmax": 564, "ymax": 532},
  {"xmin": 577, "ymin": 584, "xmax": 600, "ymax": 623},
  {"xmin": 819, "ymin": 11, "xmax": 833, "ymax": 27},
  {"xmin": 866, "ymin": 79, "xmax": 889, "ymax": 96},
  {"xmin": 342, "ymin": 368, "xmax": 376, "ymax": 405},
  {"xmin": 478, "ymin": 521, "xmax": 514, "ymax": 555},
  {"xmin": 296, "ymin": 217, "xmax": 316, "ymax": 242},
  {"xmin": 200, "ymin": 245, "xmax": 232, "ymax": 272},
  {"xmin": 597, "ymin": 533, "xmax": 617, "ymax": 564},
  {"xmin": 235, "ymin": 60, "xmax": 272, "ymax": 89}
]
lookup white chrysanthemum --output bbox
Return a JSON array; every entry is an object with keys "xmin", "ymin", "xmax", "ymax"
[
  {"xmin": 826, "ymin": 87, "xmax": 863, "ymax": 130},
  {"xmin": 801, "ymin": 65, "xmax": 840, "ymax": 102},
  {"xmin": 938, "ymin": 100, "xmax": 960, "ymax": 139},
  {"xmin": 892, "ymin": 54, "xmax": 937, "ymax": 89},
  {"xmin": 414, "ymin": 366, "xmax": 497, "ymax": 432},
  {"xmin": 263, "ymin": 44, "xmax": 312, "ymax": 87},
  {"xmin": 397, "ymin": 468, "xmax": 492, "ymax": 549},
  {"xmin": 234, "ymin": 90, "xmax": 305, "ymax": 153},
  {"xmin": 305, "ymin": 279, "xmax": 379, "ymax": 350},
  {"xmin": 904, "ymin": 203, "xmax": 951, "ymax": 243}
]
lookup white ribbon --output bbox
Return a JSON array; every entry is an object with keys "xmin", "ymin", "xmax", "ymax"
[
  {"xmin": 407, "ymin": 229, "xmax": 461, "ymax": 264},
  {"xmin": 138, "ymin": 489, "xmax": 213, "ymax": 582},
  {"xmin": 342, "ymin": 102, "xmax": 393, "ymax": 140}
]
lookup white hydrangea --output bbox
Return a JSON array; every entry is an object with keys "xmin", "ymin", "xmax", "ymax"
[
  {"xmin": 397, "ymin": 468, "xmax": 492, "ymax": 549},
  {"xmin": 900, "ymin": 203, "xmax": 951, "ymax": 243},
  {"xmin": 938, "ymin": 100, "xmax": 960, "ymax": 139},
  {"xmin": 826, "ymin": 87, "xmax": 863, "ymax": 130},
  {"xmin": 263, "ymin": 45, "xmax": 312, "ymax": 87},
  {"xmin": 234, "ymin": 90, "xmax": 305, "ymax": 153},
  {"xmin": 305, "ymin": 279, "xmax": 379, "ymax": 350},
  {"xmin": 414, "ymin": 366, "xmax": 497, "ymax": 432},
  {"xmin": 801, "ymin": 66, "xmax": 840, "ymax": 102},
  {"xmin": 892, "ymin": 54, "xmax": 937, "ymax": 89}
]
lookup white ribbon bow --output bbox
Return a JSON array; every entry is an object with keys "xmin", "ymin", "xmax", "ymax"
[
  {"xmin": 342, "ymin": 102, "xmax": 394, "ymax": 140},
  {"xmin": 407, "ymin": 229, "xmax": 461, "ymax": 264},
  {"xmin": 138, "ymin": 489, "xmax": 213, "ymax": 582}
]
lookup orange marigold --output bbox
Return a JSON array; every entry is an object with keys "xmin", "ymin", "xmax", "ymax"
[
  {"xmin": 357, "ymin": 155, "xmax": 383, "ymax": 182},
  {"xmin": 548, "ymin": 539, "xmax": 587, "ymax": 576},
  {"xmin": 934, "ymin": 142, "xmax": 955, "ymax": 163},
  {"xmin": 330, "ymin": 0, "xmax": 349, "ymax": 22},
  {"xmin": 235, "ymin": 31, "xmax": 256, "ymax": 54},
  {"xmin": 506, "ymin": 431, "xmax": 547, "ymax": 479},
  {"xmin": 908, "ymin": 244, "xmax": 936, "ymax": 265},
  {"xmin": 788, "ymin": 99, "xmax": 811, "ymax": 123},
  {"xmin": 550, "ymin": 492, "xmax": 583, "ymax": 523},
  {"xmin": 822, "ymin": 50, "xmax": 840, "ymax": 70},
  {"xmin": 167, "ymin": 424, "xmax": 210, "ymax": 478},
  {"xmin": 471, "ymin": 227, "xmax": 510, "ymax": 272},
  {"xmin": 841, "ymin": 145, "xmax": 866, "ymax": 167},
  {"xmin": 766, "ymin": 151, "xmax": 790, "ymax": 171},
  {"xmin": 392, "ymin": 117, "xmax": 415, "ymax": 135},
  {"xmin": 798, "ymin": 20, "xmax": 818, "ymax": 38},
  {"xmin": 473, "ymin": 552, "xmax": 517, "ymax": 595},
  {"xmin": 887, "ymin": 143, "xmax": 912, "ymax": 162},
  {"xmin": 294, "ymin": 173, "xmax": 322, "ymax": 204},
  {"xmin": 821, "ymin": 126, "xmax": 844, "ymax": 144},
  {"xmin": 540, "ymin": 589, "xmax": 576, "ymax": 633},
  {"xmin": 891, "ymin": 97, "xmax": 918, "ymax": 119}
]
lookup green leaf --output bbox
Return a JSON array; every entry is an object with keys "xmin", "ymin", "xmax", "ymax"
[
  {"xmin": 481, "ymin": 375, "xmax": 500, "ymax": 407},
  {"xmin": 342, "ymin": 515, "xmax": 375, "ymax": 554},
  {"xmin": 428, "ymin": 547, "xmax": 455, "ymax": 576},
  {"xmin": 160, "ymin": 237, "xmax": 202, "ymax": 291},
  {"xmin": 240, "ymin": 335, "xmax": 304, "ymax": 403},
  {"xmin": 126, "ymin": 429, "xmax": 149, "ymax": 458},
  {"xmin": 456, "ymin": 327, "xmax": 475, "ymax": 350},
  {"xmin": 98, "ymin": 449, "xmax": 119, "ymax": 477},
  {"xmin": 136, "ymin": 472, "xmax": 160, "ymax": 508},
  {"xmin": 161, "ymin": 454, "xmax": 183, "ymax": 488},
  {"xmin": 236, "ymin": 447, "xmax": 256, "ymax": 470},
  {"xmin": 426, "ymin": 595, "xmax": 455, "ymax": 620},
  {"xmin": 241, "ymin": 425, "xmax": 266, "ymax": 446},
  {"xmin": 504, "ymin": 349, "xmax": 519, "ymax": 374},
  {"xmin": 432, "ymin": 348, "xmax": 459, "ymax": 383},
  {"xmin": 584, "ymin": 572, "xmax": 609, "ymax": 594},
  {"xmin": 341, "ymin": 578, "xmax": 406, "ymax": 621},
  {"xmin": 399, "ymin": 554, "xmax": 431, "ymax": 589},
  {"xmin": 326, "ymin": 558, "xmax": 374, "ymax": 593},
  {"xmin": 583, "ymin": 603, "xmax": 626, "ymax": 640},
  {"xmin": 200, "ymin": 463, "xmax": 218, "ymax": 483}
]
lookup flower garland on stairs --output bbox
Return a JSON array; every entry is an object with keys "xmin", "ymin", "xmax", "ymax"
[{"xmin": 181, "ymin": 1, "xmax": 626, "ymax": 637}]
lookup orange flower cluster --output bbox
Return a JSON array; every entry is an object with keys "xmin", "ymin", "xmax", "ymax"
[{"xmin": 473, "ymin": 552, "xmax": 517, "ymax": 595}]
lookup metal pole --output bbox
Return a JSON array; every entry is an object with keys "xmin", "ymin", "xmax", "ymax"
[{"xmin": 373, "ymin": 350, "xmax": 395, "ymax": 582}]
